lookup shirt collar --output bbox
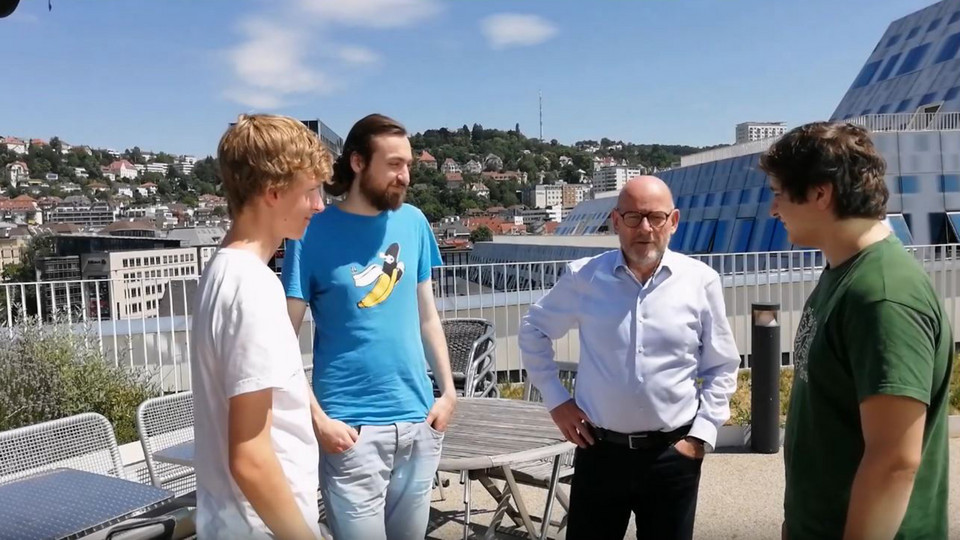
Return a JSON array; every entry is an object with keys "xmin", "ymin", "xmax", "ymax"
[{"xmin": 614, "ymin": 248, "xmax": 675, "ymax": 284}]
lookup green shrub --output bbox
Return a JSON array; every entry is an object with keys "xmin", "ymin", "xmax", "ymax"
[{"xmin": 0, "ymin": 316, "xmax": 160, "ymax": 443}]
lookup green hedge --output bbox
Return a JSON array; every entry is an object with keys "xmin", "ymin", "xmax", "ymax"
[{"xmin": 0, "ymin": 318, "xmax": 160, "ymax": 444}]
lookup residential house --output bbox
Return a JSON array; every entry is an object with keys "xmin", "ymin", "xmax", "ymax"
[
  {"xmin": 467, "ymin": 183, "xmax": 490, "ymax": 198},
  {"xmin": 418, "ymin": 150, "xmax": 437, "ymax": 170},
  {"xmin": 464, "ymin": 159, "xmax": 483, "ymax": 174},
  {"xmin": 106, "ymin": 160, "xmax": 138, "ymax": 180},
  {"xmin": 5, "ymin": 162, "xmax": 28, "ymax": 185},
  {"xmin": 1, "ymin": 137, "xmax": 27, "ymax": 155},
  {"xmin": 0, "ymin": 195, "xmax": 42, "ymax": 224},
  {"xmin": 444, "ymin": 172, "xmax": 464, "ymax": 190},
  {"xmin": 483, "ymin": 153, "xmax": 503, "ymax": 172},
  {"xmin": 441, "ymin": 158, "xmax": 461, "ymax": 175}
]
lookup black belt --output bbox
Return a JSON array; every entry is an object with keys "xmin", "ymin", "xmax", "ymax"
[{"xmin": 592, "ymin": 423, "xmax": 692, "ymax": 450}]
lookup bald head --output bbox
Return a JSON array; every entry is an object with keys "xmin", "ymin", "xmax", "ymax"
[{"xmin": 617, "ymin": 176, "xmax": 674, "ymax": 212}]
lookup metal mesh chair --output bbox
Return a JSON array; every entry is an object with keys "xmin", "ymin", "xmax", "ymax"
[
  {"xmin": 441, "ymin": 318, "xmax": 498, "ymax": 398},
  {"xmin": 135, "ymin": 392, "xmax": 195, "ymax": 497},
  {"xmin": 0, "ymin": 412, "xmax": 126, "ymax": 485}
]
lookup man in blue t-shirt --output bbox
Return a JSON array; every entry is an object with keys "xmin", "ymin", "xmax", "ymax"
[{"xmin": 282, "ymin": 113, "xmax": 457, "ymax": 540}]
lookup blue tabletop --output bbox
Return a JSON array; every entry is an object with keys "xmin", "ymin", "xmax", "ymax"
[
  {"xmin": 153, "ymin": 440, "xmax": 194, "ymax": 467},
  {"xmin": 0, "ymin": 468, "xmax": 174, "ymax": 540}
]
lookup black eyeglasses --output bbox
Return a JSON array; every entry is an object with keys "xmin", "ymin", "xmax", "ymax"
[{"xmin": 615, "ymin": 209, "xmax": 674, "ymax": 229}]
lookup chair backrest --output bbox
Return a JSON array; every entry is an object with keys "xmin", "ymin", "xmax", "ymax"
[
  {"xmin": 524, "ymin": 361, "xmax": 579, "ymax": 402},
  {"xmin": 442, "ymin": 318, "xmax": 495, "ymax": 377},
  {"xmin": 0, "ymin": 412, "xmax": 125, "ymax": 485},
  {"xmin": 136, "ymin": 391, "xmax": 195, "ymax": 495},
  {"xmin": 441, "ymin": 318, "xmax": 498, "ymax": 396}
]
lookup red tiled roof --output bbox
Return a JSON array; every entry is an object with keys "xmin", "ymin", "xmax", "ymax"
[{"xmin": 418, "ymin": 150, "xmax": 436, "ymax": 162}]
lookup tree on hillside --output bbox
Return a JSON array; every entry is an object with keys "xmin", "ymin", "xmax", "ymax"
[{"xmin": 470, "ymin": 226, "xmax": 493, "ymax": 243}]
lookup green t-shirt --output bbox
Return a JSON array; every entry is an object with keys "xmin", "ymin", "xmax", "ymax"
[{"xmin": 783, "ymin": 234, "xmax": 952, "ymax": 540}]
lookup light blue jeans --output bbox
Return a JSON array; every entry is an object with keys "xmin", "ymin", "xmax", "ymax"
[{"xmin": 319, "ymin": 421, "xmax": 444, "ymax": 540}]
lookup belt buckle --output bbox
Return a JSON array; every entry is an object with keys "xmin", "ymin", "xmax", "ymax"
[{"xmin": 627, "ymin": 433, "xmax": 648, "ymax": 450}]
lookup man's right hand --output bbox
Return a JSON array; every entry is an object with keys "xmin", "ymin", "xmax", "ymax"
[
  {"xmin": 550, "ymin": 399, "xmax": 595, "ymax": 448},
  {"xmin": 314, "ymin": 417, "xmax": 359, "ymax": 454}
]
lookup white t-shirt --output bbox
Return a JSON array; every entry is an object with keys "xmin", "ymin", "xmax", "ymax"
[{"xmin": 190, "ymin": 248, "xmax": 320, "ymax": 539}]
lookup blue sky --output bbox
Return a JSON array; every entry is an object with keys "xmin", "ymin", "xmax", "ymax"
[{"xmin": 0, "ymin": 0, "xmax": 935, "ymax": 158}]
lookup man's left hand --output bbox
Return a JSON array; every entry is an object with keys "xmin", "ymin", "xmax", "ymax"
[
  {"xmin": 673, "ymin": 436, "xmax": 706, "ymax": 459},
  {"xmin": 426, "ymin": 393, "xmax": 457, "ymax": 432}
]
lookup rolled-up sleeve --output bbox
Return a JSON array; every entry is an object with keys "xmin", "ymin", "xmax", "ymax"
[
  {"xmin": 519, "ymin": 264, "xmax": 581, "ymax": 411},
  {"xmin": 689, "ymin": 273, "xmax": 741, "ymax": 450}
]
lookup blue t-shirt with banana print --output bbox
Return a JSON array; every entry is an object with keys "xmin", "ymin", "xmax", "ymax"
[{"xmin": 281, "ymin": 203, "xmax": 443, "ymax": 426}]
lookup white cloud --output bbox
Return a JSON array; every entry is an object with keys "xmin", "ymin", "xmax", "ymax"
[
  {"xmin": 222, "ymin": 0, "xmax": 442, "ymax": 107},
  {"xmin": 221, "ymin": 88, "xmax": 285, "ymax": 110},
  {"xmin": 338, "ymin": 46, "xmax": 381, "ymax": 66},
  {"xmin": 224, "ymin": 19, "xmax": 330, "ymax": 108},
  {"xmin": 480, "ymin": 14, "xmax": 558, "ymax": 50},
  {"xmin": 296, "ymin": 0, "xmax": 443, "ymax": 29}
]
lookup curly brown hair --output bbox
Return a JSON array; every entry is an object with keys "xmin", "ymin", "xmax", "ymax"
[{"xmin": 759, "ymin": 122, "xmax": 888, "ymax": 219}]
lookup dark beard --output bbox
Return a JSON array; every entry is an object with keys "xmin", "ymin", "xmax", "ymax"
[{"xmin": 359, "ymin": 171, "xmax": 406, "ymax": 211}]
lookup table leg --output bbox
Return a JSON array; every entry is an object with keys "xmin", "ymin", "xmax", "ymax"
[
  {"xmin": 539, "ymin": 456, "xmax": 563, "ymax": 540},
  {"xmin": 463, "ymin": 472, "xmax": 471, "ymax": 540},
  {"xmin": 501, "ymin": 466, "xmax": 539, "ymax": 538}
]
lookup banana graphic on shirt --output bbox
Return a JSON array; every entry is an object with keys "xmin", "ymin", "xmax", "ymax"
[{"xmin": 354, "ymin": 243, "xmax": 404, "ymax": 309}]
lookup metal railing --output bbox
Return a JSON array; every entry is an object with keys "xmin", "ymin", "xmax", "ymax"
[
  {"xmin": 679, "ymin": 112, "xmax": 960, "ymax": 168},
  {"xmin": 846, "ymin": 112, "xmax": 960, "ymax": 132},
  {"xmin": 2, "ymin": 244, "xmax": 959, "ymax": 392}
]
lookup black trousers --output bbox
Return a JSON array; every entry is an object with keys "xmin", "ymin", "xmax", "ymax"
[{"xmin": 565, "ymin": 439, "xmax": 703, "ymax": 540}]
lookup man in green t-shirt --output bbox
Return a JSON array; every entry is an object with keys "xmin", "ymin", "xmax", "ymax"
[{"xmin": 760, "ymin": 121, "xmax": 952, "ymax": 540}]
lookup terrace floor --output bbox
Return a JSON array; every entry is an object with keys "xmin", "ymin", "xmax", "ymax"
[{"xmin": 424, "ymin": 439, "xmax": 960, "ymax": 539}]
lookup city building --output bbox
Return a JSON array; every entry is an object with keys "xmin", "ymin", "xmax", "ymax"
[
  {"xmin": 735, "ymin": 122, "xmax": 787, "ymax": 143},
  {"xmin": 591, "ymin": 165, "xmax": 646, "ymax": 193}
]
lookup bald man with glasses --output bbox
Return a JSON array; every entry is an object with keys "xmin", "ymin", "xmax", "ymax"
[{"xmin": 519, "ymin": 176, "xmax": 741, "ymax": 540}]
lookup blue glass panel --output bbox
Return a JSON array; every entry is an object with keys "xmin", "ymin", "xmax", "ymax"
[
  {"xmin": 920, "ymin": 92, "xmax": 938, "ymax": 105},
  {"xmin": 936, "ymin": 32, "xmax": 960, "ymax": 64},
  {"xmin": 887, "ymin": 34, "xmax": 901, "ymax": 47},
  {"xmin": 760, "ymin": 186, "xmax": 773, "ymax": 203},
  {"xmin": 899, "ymin": 175, "xmax": 920, "ymax": 193},
  {"xmin": 897, "ymin": 43, "xmax": 932, "ymax": 75},
  {"xmin": 721, "ymin": 190, "xmax": 740, "ymax": 206},
  {"xmin": 877, "ymin": 53, "xmax": 902, "ymax": 81},
  {"xmin": 690, "ymin": 194, "xmax": 704, "ymax": 208},
  {"xmin": 906, "ymin": 26, "xmax": 920, "ymax": 40},
  {"xmin": 943, "ymin": 175, "xmax": 960, "ymax": 192},
  {"xmin": 754, "ymin": 218, "xmax": 777, "ymax": 251},
  {"xmin": 950, "ymin": 12, "xmax": 960, "ymax": 25},
  {"xmin": 946, "ymin": 86, "xmax": 960, "ymax": 102},
  {"xmin": 928, "ymin": 18, "xmax": 942, "ymax": 32},
  {"xmin": 682, "ymin": 221, "xmax": 702, "ymax": 252},
  {"xmin": 896, "ymin": 99, "xmax": 914, "ymax": 113},
  {"xmin": 948, "ymin": 213, "xmax": 960, "ymax": 241},
  {"xmin": 877, "ymin": 103, "xmax": 893, "ymax": 113},
  {"xmin": 711, "ymin": 220, "xmax": 733, "ymax": 253},
  {"xmin": 740, "ymin": 187, "xmax": 760, "ymax": 204},
  {"xmin": 669, "ymin": 222, "xmax": 687, "ymax": 251},
  {"xmin": 694, "ymin": 221, "xmax": 717, "ymax": 253},
  {"xmin": 853, "ymin": 60, "xmax": 882, "ymax": 88},
  {"xmin": 886, "ymin": 215, "xmax": 914, "ymax": 245},
  {"xmin": 704, "ymin": 193, "xmax": 718, "ymax": 207},
  {"xmin": 730, "ymin": 219, "xmax": 755, "ymax": 252},
  {"xmin": 769, "ymin": 220, "xmax": 790, "ymax": 251}
]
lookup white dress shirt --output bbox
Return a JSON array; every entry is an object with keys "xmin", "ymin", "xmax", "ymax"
[{"xmin": 519, "ymin": 248, "xmax": 741, "ymax": 449}]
